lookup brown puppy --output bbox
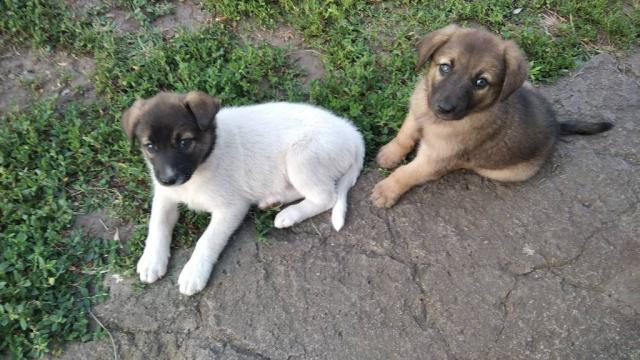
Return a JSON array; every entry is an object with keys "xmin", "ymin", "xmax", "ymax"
[{"xmin": 371, "ymin": 24, "xmax": 613, "ymax": 208}]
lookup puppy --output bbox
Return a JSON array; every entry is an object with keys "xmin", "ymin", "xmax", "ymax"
[
  {"xmin": 122, "ymin": 92, "xmax": 364, "ymax": 295},
  {"xmin": 371, "ymin": 25, "xmax": 613, "ymax": 208}
]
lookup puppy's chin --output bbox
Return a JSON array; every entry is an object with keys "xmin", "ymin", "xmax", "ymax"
[
  {"xmin": 154, "ymin": 174, "xmax": 192, "ymax": 187},
  {"xmin": 433, "ymin": 112, "xmax": 467, "ymax": 121},
  {"xmin": 174, "ymin": 175, "xmax": 192, "ymax": 186}
]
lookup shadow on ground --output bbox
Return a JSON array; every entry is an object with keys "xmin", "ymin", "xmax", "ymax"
[{"xmin": 54, "ymin": 51, "xmax": 640, "ymax": 360}]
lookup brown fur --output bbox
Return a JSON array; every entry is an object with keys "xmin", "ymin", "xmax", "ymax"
[{"xmin": 371, "ymin": 25, "xmax": 612, "ymax": 208}]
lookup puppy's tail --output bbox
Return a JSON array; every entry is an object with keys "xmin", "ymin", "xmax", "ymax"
[
  {"xmin": 331, "ymin": 142, "xmax": 364, "ymax": 232},
  {"xmin": 559, "ymin": 121, "xmax": 614, "ymax": 136}
]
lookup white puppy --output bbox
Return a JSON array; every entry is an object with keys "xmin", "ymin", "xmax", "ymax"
[{"xmin": 121, "ymin": 92, "xmax": 364, "ymax": 295}]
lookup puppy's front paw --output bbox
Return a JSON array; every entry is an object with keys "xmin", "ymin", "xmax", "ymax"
[
  {"xmin": 137, "ymin": 248, "xmax": 169, "ymax": 283},
  {"xmin": 274, "ymin": 207, "xmax": 301, "ymax": 229},
  {"xmin": 178, "ymin": 257, "xmax": 213, "ymax": 296},
  {"xmin": 377, "ymin": 142, "xmax": 405, "ymax": 169},
  {"xmin": 371, "ymin": 178, "xmax": 402, "ymax": 208}
]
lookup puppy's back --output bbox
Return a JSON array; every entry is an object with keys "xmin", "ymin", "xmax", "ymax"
[
  {"xmin": 209, "ymin": 102, "xmax": 365, "ymax": 213},
  {"xmin": 219, "ymin": 102, "xmax": 356, "ymax": 130},
  {"xmin": 217, "ymin": 102, "xmax": 363, "ymax": 153}
]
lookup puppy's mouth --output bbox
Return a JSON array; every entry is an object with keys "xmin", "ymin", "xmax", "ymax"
[
  {"xmin": 155, "ymin": 173, "xmax": 193, "ymax": 186},
  {"xmin": 433, "ymin": 111, "xmax": 466, "ymax": 121},
  {"xmin": 428, "ymin": 97, "xmax": 468, "ymax": 121}
]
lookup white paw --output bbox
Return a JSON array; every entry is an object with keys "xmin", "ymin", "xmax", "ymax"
[
  {"xmin": 178, "ymin": 257, "xmax": 213, "ymax": 296},
  {"xmin": 136, "ymin": 248, "xmax": 169, "ymax": 283},
  {"xmin": 274, "ymin": 207, "xmax": 301, "ymax": 228}
]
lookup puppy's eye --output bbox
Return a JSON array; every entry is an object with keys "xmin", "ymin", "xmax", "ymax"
[
  {"xmin": 474, "ymin": 77, "xmax": 489, "ymax": 89},
  {"xmin": 439, "ymin": 63, "xmax": 452, "ymax": 75},
  {"xmin": 144, "ymin": 143, "xmax": 156, "ymax": 152},
  {"xmin": 178, "ymin": 138, "xmax": 193, "ymax": 149}
]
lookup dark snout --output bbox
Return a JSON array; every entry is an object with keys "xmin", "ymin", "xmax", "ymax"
[
  {"xmin": 155, "ymin": 170, "xmax": 178, "ymax": 186},
  {"xmin": 437, "ymin": 100, "xmax": 457, "ymax": 115},
  {"xmin": 155, "ymin": 169, "xmax": 192, "ymax": 186},
  {"xmin": 430, "ymin": 78, "xmax": 472, "ymax": 121},
  {"xmin": 153, "ymin": 160, "xmax": 193, "ymax": 186},
  {"xmin": 434, "ymin": 94, "xmax": 470, "ymax": 120}
]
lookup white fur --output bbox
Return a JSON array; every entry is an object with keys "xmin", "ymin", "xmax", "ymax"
[{"xmin": 137, "ymin": 102, "xmax": 364, "ymax": 295}]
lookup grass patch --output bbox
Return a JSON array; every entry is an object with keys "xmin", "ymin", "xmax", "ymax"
[
  {"xmin": 0, "ymin": 0, "xmax": 111, "ymax": 51},
  {"xmin": 0, "ymin": 0, "xmax": 638, "ymax": 357},
  {"xmin": 93, "ymin": 26, "xmax": 303, "ymax": 103},
  {"xmin": 0, "ymin": 99, "xmax": 120, "ymax": 357},
  {"xmin": 209, "ymin": 0, "xmax": 639, "ymax": 149}
]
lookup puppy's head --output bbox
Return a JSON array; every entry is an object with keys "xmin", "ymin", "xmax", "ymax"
[
  {"xmin": 122, "ymin": 91, "xmax": 220, "ymax": 186},
  {"xmin": 417, "ymin": 25, "xmax": 528, "ymax": 120}
]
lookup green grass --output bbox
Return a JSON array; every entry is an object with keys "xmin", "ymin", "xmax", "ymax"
[
  {"xmin": 0, "ymin": 100, "xmax": 120, "ymax": 357},
  {"xmin": 0, "ymin": 0, "xmax": 638, "ymax": 357},
  {"xmin": 208, "ymin": 0, "xmax": 639, "ymax": 152}
]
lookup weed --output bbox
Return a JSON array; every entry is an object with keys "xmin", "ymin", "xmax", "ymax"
[{"xmin": 253, "ymin": 208, "xmax": 280, "ymax": 244}]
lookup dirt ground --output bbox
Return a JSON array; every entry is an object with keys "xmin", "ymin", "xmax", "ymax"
[
  {"xmin": 0, "ymin": 47, "xmax": 94, "ymax": 112},
  {"xmin": 4, "ymin": 2, "xmax": 638, "ymax": 359}
]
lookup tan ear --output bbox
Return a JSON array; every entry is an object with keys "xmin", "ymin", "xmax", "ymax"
[
  {"xmin": 121, "ymin": 99, "xmax": 145, "ymax": 142},
  {"xmin": 499, "ymin": 41, "xmax": 528, "ymax": 101},
  {"xmin": 184, "ymin": 91, "xmax": 220, "ymax": 131},
  {"xmin": 416, "ymin": 24, "xmax": 460, "ymax": 70}
]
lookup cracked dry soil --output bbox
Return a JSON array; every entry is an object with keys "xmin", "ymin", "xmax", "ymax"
[{"xmin": 55, "ymin": 52, "xmax": 640, "ymax": 359}]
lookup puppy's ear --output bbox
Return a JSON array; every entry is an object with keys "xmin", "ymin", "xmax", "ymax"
[
  {"xmin": 416, "ymin": 24, "xmax": 460, "ymax": 70},
  {"xmin": 184, "ymin": 91, "xmax": 220, "ymax": 131},
  {"xmin": 499, "ymin": 41, "xmax": 528, "ymax": 102},
  {"xmin": 121, "ymin": 99, "xmax": 145, "ymax": 142}
]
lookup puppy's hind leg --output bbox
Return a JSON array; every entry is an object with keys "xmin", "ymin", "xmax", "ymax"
[
  {"xmin": 473, "ymin": 159, "xmax": 544, "ymax": 183},
  {"xmin": 258, "ymin": 186, "xmax": 302, "ymax": 210},
  {"xmin": 274, "ymin": 155, "xmax": 337, "ymax": 229}
]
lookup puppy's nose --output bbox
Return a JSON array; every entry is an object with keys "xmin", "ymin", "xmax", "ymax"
[
  {"xmin": 158, "ymin": 174, "xmax": 178, "ymax": 185},
  {"xmin": 437, "ymin": 101, "xmax": 456, "ymax": 114}
]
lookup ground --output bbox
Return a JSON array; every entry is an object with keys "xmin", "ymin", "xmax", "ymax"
[
  {"xmin": 1, "ymin": 1, "xmax": 639, "ymax": 359},
  {"xmin": 56, "ymin": 52, "xmax": 640, "ymax": 359}
]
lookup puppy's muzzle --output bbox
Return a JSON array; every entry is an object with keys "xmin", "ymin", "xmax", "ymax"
[
  {"xmin": 155, "ymin": 169, "xmax": 191, "ymax": 186},
  {"xmin": 157, "ymin": 173, "xmax": 178, "ymax": 186},
  {"xmin": 437, "ymin": 100, "xmax": 456, "ymax": 115},
  {"xmin": 433, "ymin": 95, "xmax": 469, "ymax": 121}
]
